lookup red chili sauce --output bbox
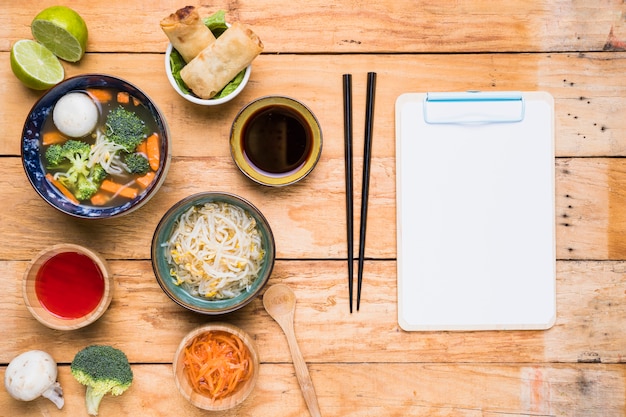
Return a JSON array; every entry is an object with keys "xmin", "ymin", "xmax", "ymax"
[{"xmin": 35, "ymin": 251, "xmax": 105, "ymax": 319}]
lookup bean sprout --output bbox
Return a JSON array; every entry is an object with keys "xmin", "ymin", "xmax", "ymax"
[
  {"xmin": 88, "ymin": 129, "xmax": 128, "ymax": 175},
  {"xmin": 165, "ymin": 202, "xmax": 265, "ymax": 299}
]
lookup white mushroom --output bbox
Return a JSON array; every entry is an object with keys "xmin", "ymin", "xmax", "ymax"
[{"xmin": 4, "ymin": 350, "xmax": 64, "ymax": 409}]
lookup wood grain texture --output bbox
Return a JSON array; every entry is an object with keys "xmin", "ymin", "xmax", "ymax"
[
  {"xmin": 3, "ymin": 156, "xmax": 626, "ymax": 261},
  {"xmin": 1, "ymin": 1, "xmax": 625, "ymax": 53},
  {"xmin": 1, "ymin": 259, "xmax": 625, "ymax": 365},
  {"xmin": 0, "ymin": 363, "xmax": 624, "ymax": 416},
  {"xmin": 3, "ymin": 52, "xmax": 626, "ymax": 157}
]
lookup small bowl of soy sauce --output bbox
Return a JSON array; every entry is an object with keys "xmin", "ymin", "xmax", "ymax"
[
  {"xmin": 229, "ymin": 96, "xmax": 322, "ymax": 187},
  {"xmin": 22, "ymin": 243, "xmax": 113, "ymax": 330}
]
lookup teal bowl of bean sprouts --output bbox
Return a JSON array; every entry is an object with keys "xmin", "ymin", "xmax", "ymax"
[{"xmin": 151, "ymin": 192, "xmax": 275, "ymax": 315}]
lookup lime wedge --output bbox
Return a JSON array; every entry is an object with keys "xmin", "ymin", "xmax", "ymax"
[
  {"xmin": 10, "ymin": 40, "xmax": 64, "ymax": 90},
  {"xmin": 31, "ymin": 6, "xmax": 88, "ymax": 62}
]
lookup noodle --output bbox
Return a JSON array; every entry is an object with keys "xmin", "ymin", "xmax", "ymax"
[{"xmin": 165, "ymin": 202, "xmax": 265, "ymax": 299}]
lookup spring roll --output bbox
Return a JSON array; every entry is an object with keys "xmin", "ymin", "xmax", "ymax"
[
  {"xmin": 181, "ymin": 22, "xmax": 263, "ymax": 99},
  {"xmin": 160, "ymin": 6, "xmax": 216, "ymax": 63}
]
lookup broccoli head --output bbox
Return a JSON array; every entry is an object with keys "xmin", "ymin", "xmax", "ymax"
[
  {"xmin": 71, "ymin": 345, "xmax": 133, "ymax": 416},
  {"xmin": 124, "ymin": 153, "xmax": 150, "ymax": 174},
  {"xmin": 105, "ymin": 106, "xmax": 147, "ymax": 153},
  {"xmin": 45, "ymin": 140, "xmax": 106, "ymax": 201},
  {"xmin": 74, "ymin": 163, "xmax": 108, "ymax": 201},
  {"xmin": 46, "ymin": 140, "xmax": 91, "ymax": 178}
]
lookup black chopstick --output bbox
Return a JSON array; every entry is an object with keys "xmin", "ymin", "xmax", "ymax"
[
  {"xmin": 356, "ymin": 71, "xmax": 377, "ymax": 311},
  {"xmin": 343, "ymin": 73, "xmax": 354, "ymax": 313}
]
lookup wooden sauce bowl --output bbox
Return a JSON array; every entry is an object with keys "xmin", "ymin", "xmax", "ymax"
[
  {"xmin": 173, "ymin": 323, "xmax": 260, "ymax": 411},
  {"xmin": 22, "ymin": 243, "xmax": 113, "ymax": 330}
]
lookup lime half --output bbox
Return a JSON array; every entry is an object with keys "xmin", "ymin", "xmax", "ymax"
[
  {"xmin": 31, "ymin": 6, "xmax": 88, "ymax": 62},
  {"xmin": 10, "ymin": 40, "xmax": 64, "ymax": 90}
]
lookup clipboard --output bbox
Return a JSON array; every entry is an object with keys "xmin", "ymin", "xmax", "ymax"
[{"xmin": 395, "ymin": 91, "xmax": 556, "ymax": 331}]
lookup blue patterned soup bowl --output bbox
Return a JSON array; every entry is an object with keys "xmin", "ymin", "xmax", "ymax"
[{"xmin": 21, "ymin": 74, "xmax": 171, "ymax": 219}]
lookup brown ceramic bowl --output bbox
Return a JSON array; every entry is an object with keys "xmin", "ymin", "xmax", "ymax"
[
  {"xmin": 173, "ymin": 323, "xmax": 260, "ymax": 411},
  {"xmin": 23, "ymin": 243, "xmax": 113, "ymax": 330}
]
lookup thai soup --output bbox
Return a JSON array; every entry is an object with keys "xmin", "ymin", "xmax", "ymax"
[{"xmin": 40, "ymin": 86, "xmax": 162, "ymax": 208}]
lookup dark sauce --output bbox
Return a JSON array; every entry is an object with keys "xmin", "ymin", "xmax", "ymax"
[
  {"xmin": 35, "ymin": 251, "xmax": 105, "ymax": 319},
  {"xmin": 242, "ymin": 106, "xmax": 312, "ymax": 175}
]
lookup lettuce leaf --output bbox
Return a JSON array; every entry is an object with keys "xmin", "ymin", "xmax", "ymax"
[{"xmin": 204, "ymin": 9, "xmax": 228, "ymax": 36}]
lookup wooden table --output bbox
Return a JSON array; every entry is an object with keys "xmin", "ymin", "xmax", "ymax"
[{"xmin": 2, "ymin": 1, "xmax": 626, "ymax": 415}]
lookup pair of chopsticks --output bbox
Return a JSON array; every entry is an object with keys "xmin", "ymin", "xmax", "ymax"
[{"xmin": 343, "ymin": 72, "xmax": 377, "ymax": 313}]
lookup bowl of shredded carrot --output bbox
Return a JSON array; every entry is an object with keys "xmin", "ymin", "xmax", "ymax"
[
  {"xmin": 21, "ymin": 74, "xmax": 171, "ymax": 219},
  {"xmin": 173, "ymin": 323, "xmax": 260, "ymax": 411}
]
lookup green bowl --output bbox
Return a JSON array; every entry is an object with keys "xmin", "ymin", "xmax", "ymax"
[{"xmin": 151, "ymin": 192, "xmax": 275, "ymax": 315}]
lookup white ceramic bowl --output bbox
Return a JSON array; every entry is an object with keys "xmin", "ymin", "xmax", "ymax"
[{"xmin": 164, "ymin": 43, "xmax": 251, "ymax": 106}]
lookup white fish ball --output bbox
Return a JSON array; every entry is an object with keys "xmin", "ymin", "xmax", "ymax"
[{"xmin": 52, "ymin": 92, "xmax": 99, "ymax": 138}]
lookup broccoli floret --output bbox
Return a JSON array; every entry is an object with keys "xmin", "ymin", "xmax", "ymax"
[
  {"xmin": 105, "ymin": 106, "xmax": 147, "ymax": 153},
  {"xmin": 90, "ymin": 163, "xmax": 108, "ymax": 184},
  {"xmin": 75, "ymin": 179, "xmax": 99, "ymax": 201},
  {"xmin": 124, "ymin": 153, "xmax": 150, "ymax": 174},
  {"xmin": 71, "ymin": 345, "xmax": 133, "ymax": 416},
  {"xmin": 45, "ymin": 143, "xmax": 66, "ymax": 166},
  {"xmin": 46, "ymin": 140, "xmax": 91, "ymax": 178},
  {"xmin": 45, "ymin": 141, "xmax": 107, "ymax": 202},
  {"xmin": 74, "ymin": 164, "xmax": 105, "ymax": 201}
]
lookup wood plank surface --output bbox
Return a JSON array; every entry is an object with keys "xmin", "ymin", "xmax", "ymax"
[
  {"xmin": 2, "ymin": 1, "xmax": 626, "ymax": 416},
  {"xmin": 1, "ymin": 259, "xmax": 625, "ymax": 365},
  {"xmin": 0, "ymin": 363, "xmax": 624, "ymax": 416},
  {"xmin": 3, "ymin": 155, "xmax": 626, "ymax": 261},
  {"xmin": 3, "ymin": 52, "xmax": 626, "ymax": 158},
  {"xmin": 2, "ymin": 1, "xmax": 625, "ymax": 54}
]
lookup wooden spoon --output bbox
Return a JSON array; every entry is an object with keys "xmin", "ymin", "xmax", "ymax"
[{"xmin": 263, "ymin": 284, "xmax": 322, "ymax": 417}]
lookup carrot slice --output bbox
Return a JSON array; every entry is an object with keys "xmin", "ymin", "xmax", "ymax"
[
  {"xmin": 135, "ymin": 171, "xmax": 155, "ymax": 189},
  {"xmin": 132, "ymin": 96, "xmax": 141, "ymax": 106},
  {"xmin": 99, "ymin": 179, "xmax": 138, "ymax": 199},
  {"xmin": 86, "ymin": 88, "xmax": 113, "ymax": 103},
  {"xmin": 89, "ymin": 190, "xmax": 112, "ymax": 206},
  {"xmin": 42, "ymin": 131, "xmax": 67, "ymax": 146},
  {"xmin": 45, "ymin": 173, "xmax": 79, "ymax": 205},
  {"xmin": 117, "ymin": 91, "xmax": 130, "ymax": 104},
  {"xmin": 146, "ymin": 133, "xmax": 160, "ymax": 171},
  {"xmin": 136, "ymin": 139, "xmax": 147, "ymax": 156}
]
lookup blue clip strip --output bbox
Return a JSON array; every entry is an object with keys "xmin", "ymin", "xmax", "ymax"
[{"xmin": 424, "ymin": 91, "xmax": 525, "ymax": 124}]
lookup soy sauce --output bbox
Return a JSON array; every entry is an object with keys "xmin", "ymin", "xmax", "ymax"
[
  {"xmin": 242, "ymin": 106, "xmax": 312, "ymax": 175},
  {"xmin": 35, "ymin": 251, "xmax": 105, "ymax": 319}
]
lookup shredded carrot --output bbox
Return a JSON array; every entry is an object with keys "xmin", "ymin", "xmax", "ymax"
[
  {"xmin": 135, "ymin": 171, "xmax": 155, "ymax": 189},
  {"xmin": 45, "ymin": 173, "xmax": 79, "ymax": 205},
  {"xmin": 42, "ymin": 131, "xmax": 68, "ymax": 146},
  {"xmin": 146, "ymin": 133, "xmax": 160, "ymax": 171},
  {"xmin": 86, "ymin": 88, "xmax": 113, "ymax": 103},
  {"xmin": 183, "ymin": 331, "xmax": 253, "ymax": 401},
  {"xmin": 100, "ymin": 179, "xmax": 138, "ymax": 199},
  {"xmin": 117, "ymin": 91, "xmax": 130, "ymax": 104}
]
